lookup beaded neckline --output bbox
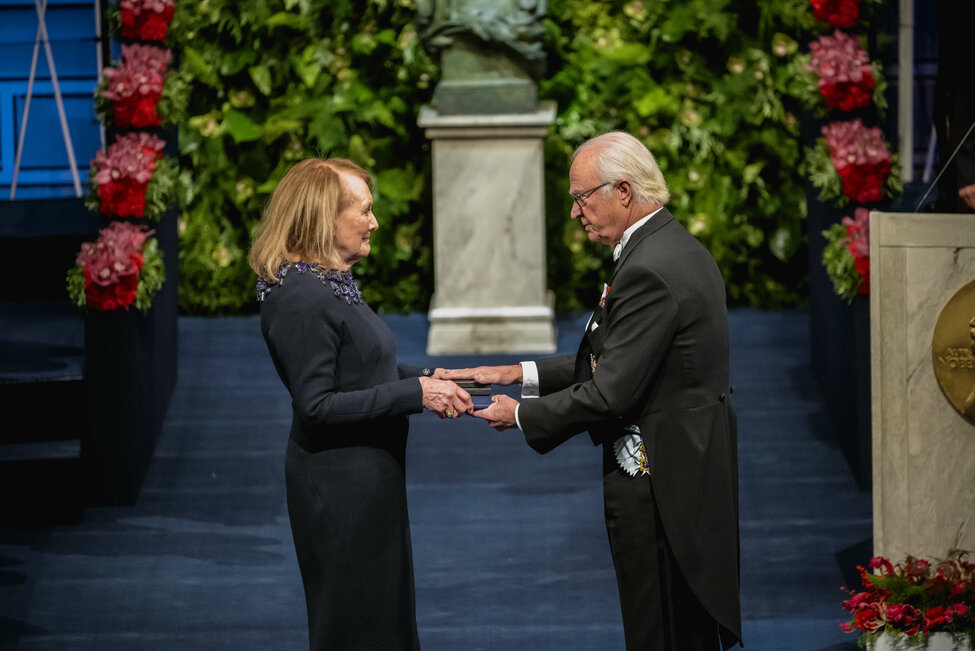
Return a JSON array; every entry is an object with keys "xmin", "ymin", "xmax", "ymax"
[{"xmin": 256, "ymin": 261, "xmax": 363, "ymax": 304}]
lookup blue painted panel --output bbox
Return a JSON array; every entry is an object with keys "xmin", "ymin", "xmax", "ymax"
[
  {"xmin": 0, "ymin": 1, "xmax": 100, "ymax": 199},
  {"xmin": 0, "ymin": 81, "xmax": 100, "ymax": 195},
  {"xmin": 0, "ymin": 5, "xmax": 100, "ymax": 81},
  {"xmin": 14, "ymin": 85, "xmax": 100, "ymax": 170}
]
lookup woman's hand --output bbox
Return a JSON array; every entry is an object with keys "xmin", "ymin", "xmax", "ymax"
[
  {"xmin": 418, "ymin": 377, "xmax": 474, "ymax": 419},
  {"xmin": 438, "ymin": 365, "xmax": 523, "ymax": 385}
]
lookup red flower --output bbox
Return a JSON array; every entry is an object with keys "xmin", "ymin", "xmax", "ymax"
[
  {"xmin": 113, "ymin": 93, "xmax": 162, "ymax": 128},
  {"xmin": 836, "ymin": 161, "xmax": 890, "ymax": 204},
  {"xmin": 96, "ymin": 179, "xmax": 149, "ymax": 218},
  {"xmin": 810, "ymin": 0, "xmax": 861, "ymax": 28},
  {"xmin": 886, "ymin": 604, "xmax": 922, "ymax": 628},
  {"xmin": 119, "ymin": 1, "xmax": 174, "ymax": 42},
  {"xmin": 84, "ymin": 263, "xmax": 142, "ymax": 310},
  {"xmin": 854, "ymin": 258, "xmax": 869, "ymax": 293},
  {"xmin": 854, "ymin": 604, "xmax": 884, "ymax": 632},
  {"xmin": 924, "ymin": 605, "xmax": 946, "ymax": 630},
  {"xmin": 120, "ymin": 6, "xmax": 137, "ymax": 36},
  {"xmin": 819, "ymin": 72, "xmax": 875, "ymax": 111},
  {"xmin": 138, "ymin": 8, "xmax": 173, "ymax": 41}
]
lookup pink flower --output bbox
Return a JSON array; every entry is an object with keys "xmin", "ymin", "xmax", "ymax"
[
  {"xmin": 906, "ymin": 557, "xmax": 932, "ymax": 582},
  {"xmin": 101, "ymin": 44, "xmax": 170, "ymax": 99},
  {"xmin": 76, "ymin": 221, "xmax": 153, "ymax": 300},
  {"xmin": 868, "ymin": 557, "xmax": 895, "ymax": 574},
  {"xmin": 822, "ymin": 120, "xmax": 891, "ymax": 170},
  {"xmin": 807, "ymin": 31, "xmax": 872, "ymax": 85},
  {"xmin": 119, "ymin": 0, "xmax": 173, "ymax": 16},
  {"xmin": 886, "ymin": 604, "xmax": 921, "ymax": 626},
  {"xmin": 91, "ymin": 133, "xmax": 165, "ymax": 186}
]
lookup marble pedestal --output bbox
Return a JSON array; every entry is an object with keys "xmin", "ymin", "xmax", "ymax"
[
  {"xmin": 419, "ymin": 102, "xmax": 557, "ymax": 355},
  {"xmin": 870, "ymin": 211, "xmax": 975, "ymax": 559}
]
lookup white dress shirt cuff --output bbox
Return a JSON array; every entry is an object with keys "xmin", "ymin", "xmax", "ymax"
[{"xmin": 520, "ymin": 361, "xmax": 540, "ymax": 398}]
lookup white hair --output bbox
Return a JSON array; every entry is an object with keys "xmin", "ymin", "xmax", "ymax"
[{"xmin": 572, "ymin": 131, "xmax": 670, "ymax": 205}]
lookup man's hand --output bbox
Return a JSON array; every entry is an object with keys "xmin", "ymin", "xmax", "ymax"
[
  {"xmin": 960, "ymin": 184, "xmax": 975, "ymax": 211},
  {"xmin": 438, "ymin": 365, "xmax": 523, "ymax": 385},
  {"xmin": 473, "ymin": 394, "xmax": 519, "ymax": 430}
]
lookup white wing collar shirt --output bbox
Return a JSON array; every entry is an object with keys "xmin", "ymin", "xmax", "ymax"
[{"xmin": 517, "ymin": 208, "xmax": 663, "ymax": 476}]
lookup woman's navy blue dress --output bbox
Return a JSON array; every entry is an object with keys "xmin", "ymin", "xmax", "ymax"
[{"xmin": 258, "ymin": 262, "xmax": 424, "ymax": 650}]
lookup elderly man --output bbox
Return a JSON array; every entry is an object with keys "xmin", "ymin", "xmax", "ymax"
[{"xmin": 442, "ymin": 131, "xmax": 741, "ymax": 650}]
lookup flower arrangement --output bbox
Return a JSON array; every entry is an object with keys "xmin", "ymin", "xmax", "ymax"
[
  {"xmin": 86, "ymin": 132, "xmax": 176, "ymax": 220},
  {"xmin": 805, "ymin": 30, "xmax": 878, "ymax": 112},
  {"xmin": 822, "ymin": 206, "xmax": 869, "ymax": 299},
  {"xmin": 840, "ymin": 553, "xmax": 975, "ymax": 649},
  {"xmin": 119, "ymin": 0, "xmax": 175, "ymax": 42},
  {"xmin": 66, "ymin": 221, "xmax": 164, "ymax": 312},
  {"xmin": 810, "ymin": 119, "xmax": 899, "ymax": 206},
  {"xmin": 97, "ymin": 43, "xmax": 185, "ymax": 128}
]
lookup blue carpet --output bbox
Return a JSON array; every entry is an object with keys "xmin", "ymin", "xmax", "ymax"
[{"xmin": 0, "ymin": 310, "xmax": 871, "ymax": 650}]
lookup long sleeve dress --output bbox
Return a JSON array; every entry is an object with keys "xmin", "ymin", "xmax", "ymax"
[{"xmin": 258, "ymin": 261, "xmax": 424, "ymax": 651}]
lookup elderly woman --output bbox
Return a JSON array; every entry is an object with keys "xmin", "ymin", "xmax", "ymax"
[{"xmin": 248, "ymin": 158, "xmax": 472, "ymax": 650}]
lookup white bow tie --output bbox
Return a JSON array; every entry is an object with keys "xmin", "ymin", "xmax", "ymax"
[{"xmin": 613, "ymin": 242, "xmax": 623, "ymax": 261}]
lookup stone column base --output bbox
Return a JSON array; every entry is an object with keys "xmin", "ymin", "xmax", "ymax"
[
  {"xmin": 427, "ymin": 296, "xmax": 557, "ymax": 355},
  {"xmin": 419, "ymin": 102, "xmax": 558, "ymax": 355}
]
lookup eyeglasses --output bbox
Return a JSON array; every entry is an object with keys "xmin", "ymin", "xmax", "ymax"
[{"xmin": 569, "ymin": 181, "xmax": 611, "ymax": 209}]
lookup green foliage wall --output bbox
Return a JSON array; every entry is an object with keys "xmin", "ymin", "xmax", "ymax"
[
  {"xmin": 172, "ymin": 0, "xmax": 436, "ymax": 313},
  {"xmin": 171, "ymin": 0, "xmax": 812, "ymax": 314},
  {"xmin": 541, "ymin": 0, "xmax": 814, "ymax": 309}
]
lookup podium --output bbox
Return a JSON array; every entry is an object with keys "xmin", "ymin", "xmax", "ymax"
[{"xmin": 870, "ymin": 211, "xmax": 975, "ymax": 559}]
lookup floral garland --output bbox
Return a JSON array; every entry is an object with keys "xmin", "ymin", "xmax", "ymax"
[
  {"xmin": 840, "ymin": 552, "xmax": 974, "ymax": 648},
  {"xmin": 67, "ymin": 0, "xmax": 177, "ymax": 312},
  {"xmin": 86, "ymin": 132, "xmax": 176, "ymax": 220},
  {"xmin": 799, "ymin": 0, "xmax": 901, "ymax": 301},
  {"xmin": 96, "ymin": 43, "xmax": 187, "ymax": 128},
  {"xmin": 805, "ymin": 30, "xmax": 880, "ymax": 112},
  {"xmin": 808, "ymin": 119, "xmax": 900, "ymax": 207},
  {"xmin": 67, "ymin": 221, "xmax": 164, "ymax": 311}
]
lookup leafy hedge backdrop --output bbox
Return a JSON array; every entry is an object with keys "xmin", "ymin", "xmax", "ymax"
[{"xmin": 170, "ymin": 0, "xmax": 817, "ymax": 314}]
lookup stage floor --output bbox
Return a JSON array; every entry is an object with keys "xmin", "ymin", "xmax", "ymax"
[{"xmin": 0, "ymin": 309, "xmax": 870, "ymax": 650}]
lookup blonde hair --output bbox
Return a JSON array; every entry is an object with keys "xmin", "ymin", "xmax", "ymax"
[
  {"xmin": 573, "ymin": 131, "xmax": 670, "ymax": 206},
  {"xmin": 248, "ymin": 158, "xmax": 372, "ymax": 281}
]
